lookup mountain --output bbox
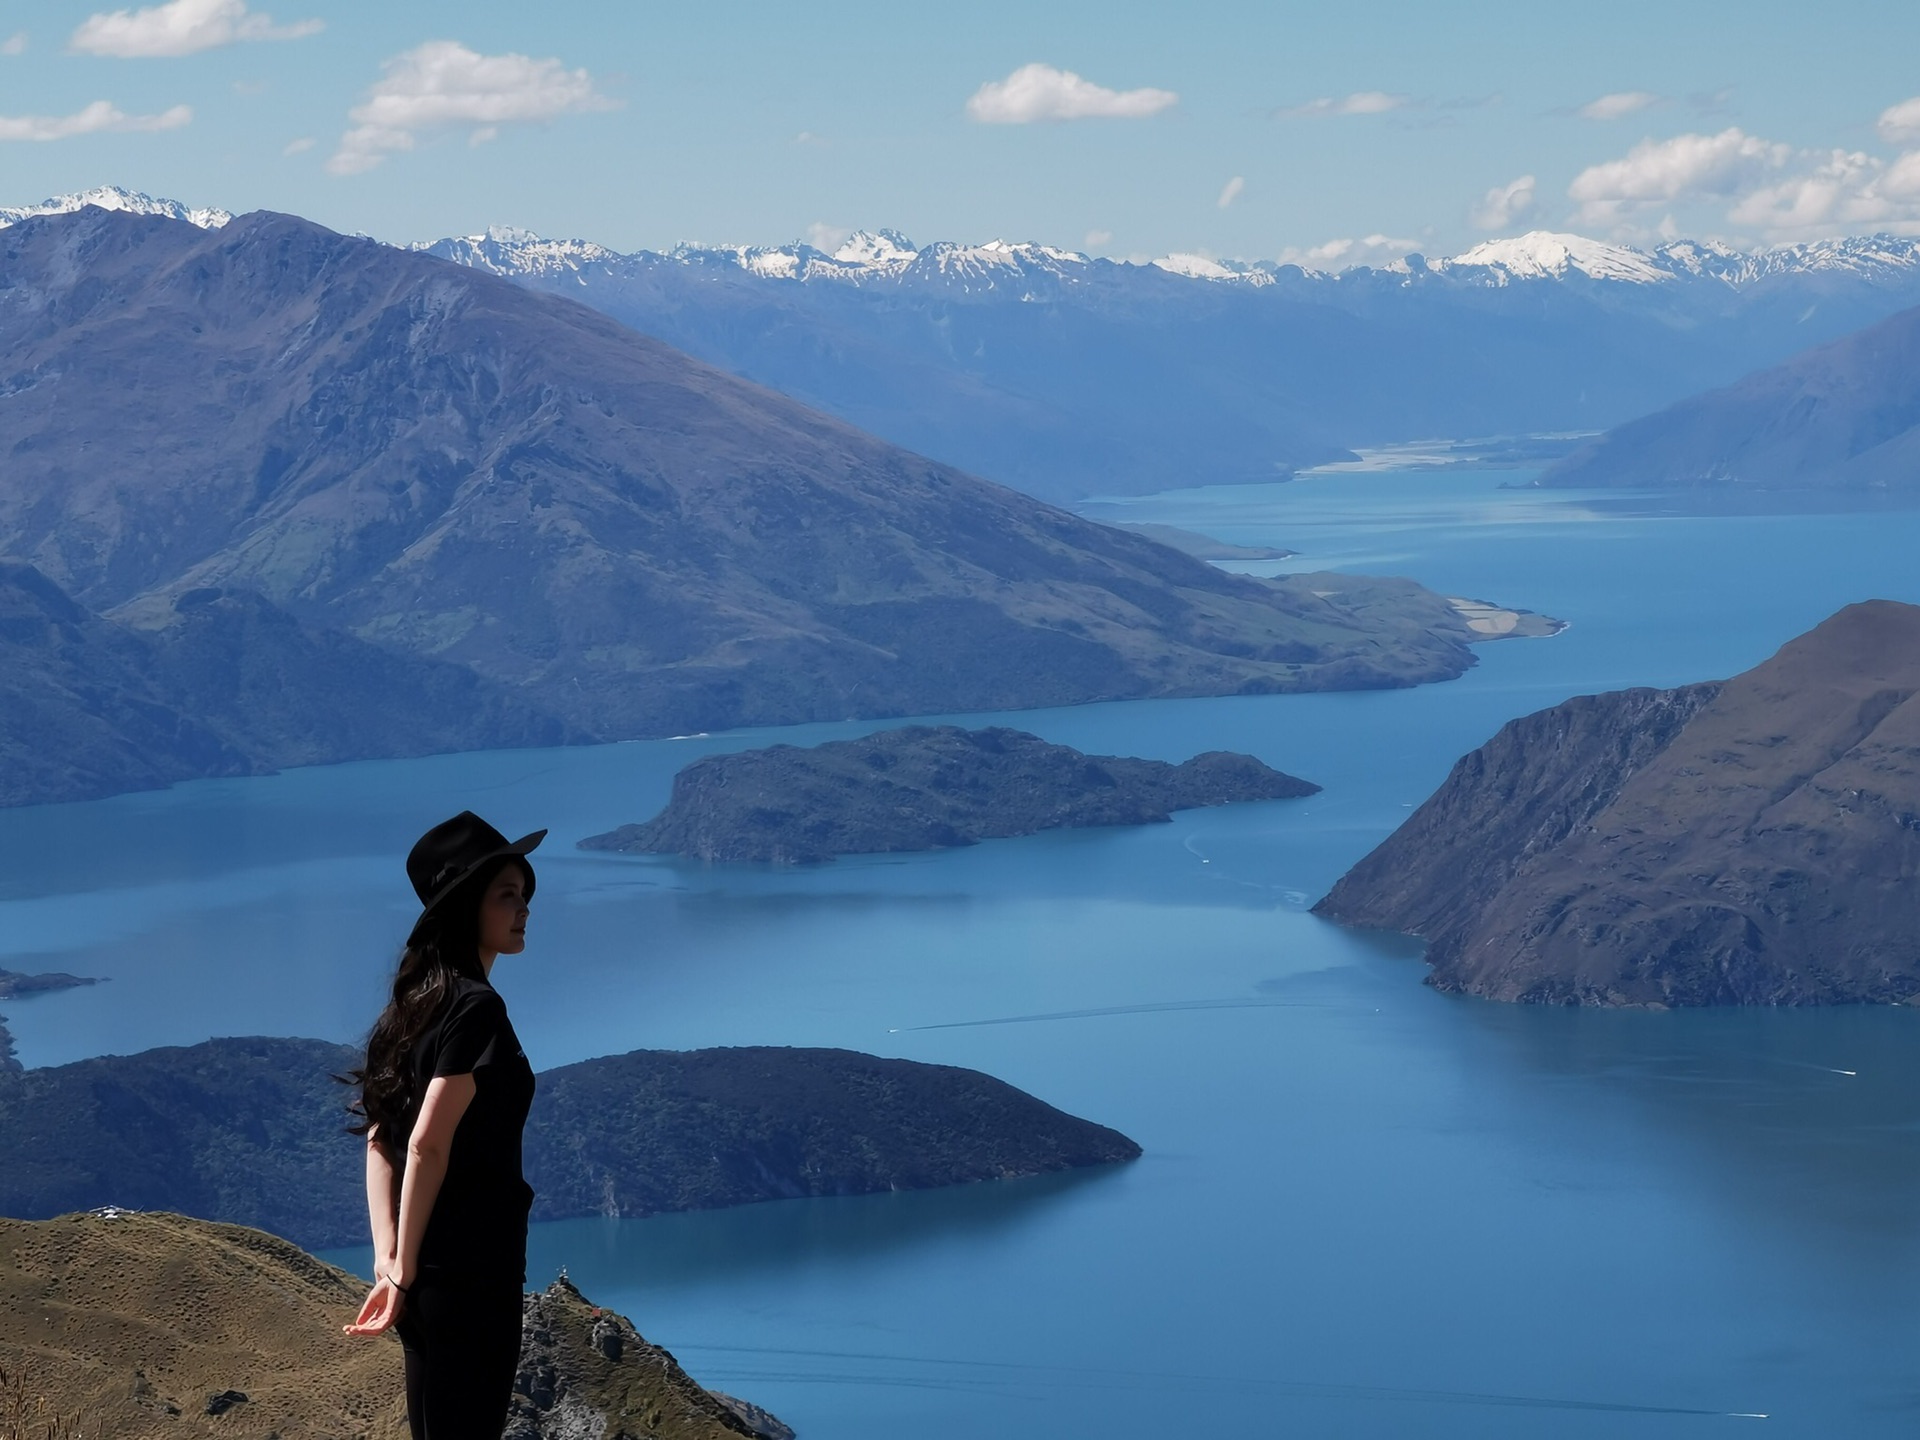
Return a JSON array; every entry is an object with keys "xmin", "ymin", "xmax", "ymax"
[
  {"xmin": 0, "ymin": 1037, "xmax": 1140, "ymax": 1248},
  {"xmin": 421, "ymin": 220, "xmax": 1920, "ymax": 500},
  {"xmin": 1542, "ymin": 300, "xmax": 1920, "ymax": 490},
  {"xmin": 580, "ymin": 723, "xmax": 1319, "ymax": 862},
  {"xmin": 1314, "ymin": 601, "xmax": 1920, "ymax": 1005},
  {"xmin": 0, "ymin": 1210, "xmax": 781, "ymax": 1440},
  {"xmin": 0, "ymin": 560, "xmax": 574, "ymax": 807},
  {"xmin": 0, "ymin": 185, "xmax": 230, "ymax": 231},
  {"xmin": 0, "ymin": 205, "xmax": 1495, "ymax": 769}
]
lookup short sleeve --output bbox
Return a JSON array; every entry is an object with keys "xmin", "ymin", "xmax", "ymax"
[{"xmin": 433, "ymin": 988, "xmax": 511, "ymax": 1077}]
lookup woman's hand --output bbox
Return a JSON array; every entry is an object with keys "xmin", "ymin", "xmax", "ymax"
[{"xmin": 342, "ymin": 1275, "xmax": 406, "ymax": 1336}]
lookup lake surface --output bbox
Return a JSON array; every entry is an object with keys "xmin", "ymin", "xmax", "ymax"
[{"xmin": 9, "ymin": 468, "xmax": 1920, "ymax": 1436}]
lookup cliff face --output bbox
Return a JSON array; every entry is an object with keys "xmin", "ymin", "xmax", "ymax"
[
  {"xmin": 0, "ymin": 1211, "xmax": 779, "ymax": 1440},
  {"xmin": 1316, "ymin": 600, "xmax": 1920, "ymax": 1005},
  {"xmin": 580, "ymin": 723, "xmax": 1319, "ymax": 862}
]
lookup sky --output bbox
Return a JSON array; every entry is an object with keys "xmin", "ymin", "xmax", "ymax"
[{"xmin": 0, "ymin": 0, "xmax": 1917, "ymax": 263}]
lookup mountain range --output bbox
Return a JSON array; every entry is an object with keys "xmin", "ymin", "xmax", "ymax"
[
  {"xmin": 1315, "ymin": 602, "xmax": 1920, "ymax": 1005},
  {"xmin": 17, "ymin": 190, "xmax": 1919, "ymax": 502},
  {"xmin": 0, "ymin": 202, "xmax": 1510, "ymax": 804},
  {"xmin": 415, "ymin": 220, "xmax": 1920, "ymax": 500}
]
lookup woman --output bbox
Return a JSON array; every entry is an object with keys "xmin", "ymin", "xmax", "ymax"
[{"xmin": 343, "ymin": 811, "xmax": 546, "ymax": 1440}]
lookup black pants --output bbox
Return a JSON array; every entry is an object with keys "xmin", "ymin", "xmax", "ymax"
[{"xmin": 395, "ymin": 1272, "xmax": 523, "ymax": 1440}]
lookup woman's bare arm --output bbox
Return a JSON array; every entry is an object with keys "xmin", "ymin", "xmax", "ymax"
[
  {"xmin": 392, "ymin": 1072, "xmax": 477, "ymax": 1288},
  {"xmin": 343, "ymin": 1074, "xmax": 476, "ymax": 1338},
  {"xmin": 364, "ymin": 1127, "xmax": 399, "ymax": 1271}
]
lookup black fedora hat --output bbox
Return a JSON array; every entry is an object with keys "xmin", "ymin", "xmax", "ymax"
[{"xmin": 407, "ymin": 811, "xmax": 547, "ymax": 925}]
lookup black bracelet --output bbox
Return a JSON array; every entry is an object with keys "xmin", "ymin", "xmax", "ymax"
[{"xmin": 384, "ymin": 1273, "xmax": 410, "ymax": 1295}]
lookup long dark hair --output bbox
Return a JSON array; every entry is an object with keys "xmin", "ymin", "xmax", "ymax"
[{"xmin": 344, "ymin": 858, "xmax": 518, "ymax": 1144}]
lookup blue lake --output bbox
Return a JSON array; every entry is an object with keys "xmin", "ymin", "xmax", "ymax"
[{"xmin": 8, "ymin": 468, "xmax": 1920, "ymax": 1436}]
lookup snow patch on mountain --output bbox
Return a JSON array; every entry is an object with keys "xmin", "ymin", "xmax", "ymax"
[
  {"xmin": 0, "ymin": 186, "xmax": 230, "ymax": 231},
  {"xmin": 1442, "ymin": 231, "xmax": 1672, "ymax": 284}
]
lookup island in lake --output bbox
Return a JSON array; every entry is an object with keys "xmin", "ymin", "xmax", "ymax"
[
  {"xmin": 580, "ymin": 724, "xmax": 1319, "ymax": 863},
  {"xmin": 1316, "ymin": 600, "xmax": 1920, "ymax": 1006},
  {"xmin": 0, "ymin": 1037, "xmax": 1140, "ymax": 1250},
  {"xmin": 0, "ymin": 967, "xmax": 98, "ymax": 1000},
  {"xmin": 0, "ymin": 1210, "xmax": 786, "ymax": 1440}
]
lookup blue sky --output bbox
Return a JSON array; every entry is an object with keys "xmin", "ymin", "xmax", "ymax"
[{"xmin": 1, "ymin": 0, "xmax": 1917, "ymax": 261}]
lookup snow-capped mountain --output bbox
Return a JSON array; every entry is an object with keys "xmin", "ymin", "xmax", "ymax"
[
  {"xmin": 9, "ymin": 187, "xmax": 1920, "ymax": 502},
  {"xmin": 414, "ymin": 220, "xmax": 1920, "ymax": 307},
  {"xmin": 0, "ymin": 186, "xmax": 230, "ymax": 231}
]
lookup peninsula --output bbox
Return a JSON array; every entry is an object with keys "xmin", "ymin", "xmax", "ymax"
[
  {"xmin": 1315, "ymin": 601, "xmax": 1920, "ymax": 1005},
  {"xmin": 0, "ymin": 1038, "xmax": 1141, "ymax": 1249},
  {"xmin": 579, "ymin": 724, "xmax": 1319, "ymax": 863}
]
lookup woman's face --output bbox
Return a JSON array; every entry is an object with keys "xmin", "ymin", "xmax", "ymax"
[{"xmin": 476, "ymin": 865, "xmax": 530, "ymax": 958}]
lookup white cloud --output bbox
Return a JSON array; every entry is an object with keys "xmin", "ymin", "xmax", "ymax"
[
  {"xmin": 965, "ymin": 63, "xmax": 1176, "ymax": 124},
  {"xmin": 1578, "ymin": 90, "xmax": 1663, "ymax": 121},
  {"xmin": 1276, "ymin": 91, "xmax": 1409, "ymax": 118},
  {"xmin": 1, "ymin": 32, "xmax": 27, "ymax": 55},
  {"xmin": 805, "ymin": 221, "xmax": 851, "ymax": 251},
  {"xmin": 1471, "ymin": 174, "xmax": 1536, "ymax": 229},
  {"xmin": 1217, "ymin": 175, "xmax": 1244, "ymax": 209},
  {"xmin": 1568, "ymin": 127, "xmax": 1791, "ymax": 226},
  {"xmin": 1085, "ymin": 228, "xmax": 1113, "ymax": 247},
  {"xmin": 0, "ymin": 99, "xmax": 191, "ymax": 141},
  {"xmin": 282, "ymin": 134, "xmax": 312, "ymax": 155},
  {"xmin": 70, "ymin": 0, "xmax": 318, "ymax": 58},
  {"xmin": 328, "ymin": 40, "xmax": 618, "ymax": 177},
  {"xmin": 1879, "ymin": 96, "xmax": 1920, "ymax": 146},
  {"xmin": 1564, "ymin": 119, "xmax": 1920, "ymax": 242},
  {"xmin": 1274, "ymin": 233, "xmax": 1417, "ymax": 270}
]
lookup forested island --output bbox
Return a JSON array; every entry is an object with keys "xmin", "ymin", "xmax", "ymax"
[{"xmin": 580, "ymin": 724, "xmax": 1319, "ymax": 863}]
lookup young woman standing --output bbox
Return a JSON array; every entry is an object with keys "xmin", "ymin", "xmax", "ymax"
[{"xmin": 343, "ymin": 811, "xmax": 546, "ymax": 1440}]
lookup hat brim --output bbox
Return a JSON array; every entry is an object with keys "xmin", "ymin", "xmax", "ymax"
[{"xmin": 414, "ymin": 829, "xmax": 546, "ymax": 921}]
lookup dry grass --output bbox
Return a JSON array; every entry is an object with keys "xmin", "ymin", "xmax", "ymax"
[{"xmin": 0, "ymin": 1364, "xmax": 90, "ymax": 1440}]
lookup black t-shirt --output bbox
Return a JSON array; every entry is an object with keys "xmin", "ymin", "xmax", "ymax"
[{"xmin": 405, "ymin": 976, "xmax": 536, "ymax": 1284}]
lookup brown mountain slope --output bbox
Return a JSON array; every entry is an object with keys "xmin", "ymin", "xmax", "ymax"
[
  {"xmin": 0, "ymin": 1211, "xmax": 777, "ymax": 1440},
  {"xmin": 0, "ymin": 207, "xmax": 1485, "ymax": 743},
  {"xmin": 1543, "ymin": 301, "xmax": 1920, "ymax": 489},
  {"xmin": 1315, "ymin": 600, "xmax": 1920, "ymax": 1005}
]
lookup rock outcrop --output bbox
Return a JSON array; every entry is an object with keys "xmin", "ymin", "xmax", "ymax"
[
  {"xmin": 580, "ymin": 724, "xmax": 1318, "ymax": 863},
  {"xmin": 1315, "ymin": 600, "xmax": 1920, "ymax": 1004},
  {"xmin": 0, "ymin": 1210, "xmax": 781, "ymax": 1440}
]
